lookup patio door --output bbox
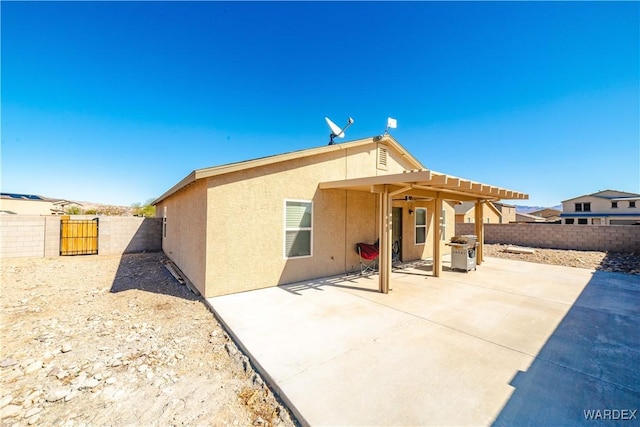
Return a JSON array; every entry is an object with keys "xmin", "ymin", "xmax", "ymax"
[{"xmin": 392, "ymin": 207, "xmax": 403, "ymax": 261}]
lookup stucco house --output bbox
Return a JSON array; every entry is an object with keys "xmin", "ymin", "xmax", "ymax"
[
  {"xmin": 0, "ymin": 193, "xmax": 81, "ymax": 215},
  {"xmin": 154, "ymin": 136, "xmax": 527, "ymax": 297},
  {"xmin": 560, "ymin": 190, "xmax": 640, "ymax": 225},
  {"xmin": 529, "ymin": 208, "xmax": 562, "ymax": 222},
  {"xmin": 454, "ymin": 201, "xmax": 516, "ymax": 224},
  {"xmin": 515, "ymin": 212, "xmax": 546, "ymax": 223}
]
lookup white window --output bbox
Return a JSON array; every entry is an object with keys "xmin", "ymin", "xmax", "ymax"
[
  {"xmin": 440, "ymin": 209, "xmax": 446, "ymax": 241},
  {"xmin": 284, "ymin": 200, "xmax": 313, "ymax": 258},
  {"xmin": 415, "ymin": 208, "xmax": 427, "ymax": 245}
]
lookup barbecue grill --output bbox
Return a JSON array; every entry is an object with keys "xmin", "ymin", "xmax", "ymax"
[{"xmin": 446, "ymin": 235, "xmax": 478, "ymax": 272}]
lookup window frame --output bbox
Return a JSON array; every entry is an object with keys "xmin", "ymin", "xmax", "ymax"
[
  {"xmin": 630, "ymin": 201, "xmax": 637, "ymax": 208},
  {"xmin": 283, "ymin": 199, "xmax": 313, "ymax": 259},
  {"xmin": 612, "ymin": 201, "xmax": 618, "ymax": 209},
  {"xmin": 566, "ymin": 218, "xmax": 575, "ymax": 224},
  {"xmin": 415, "ymin": 207, "xmax": 427, "ymax": 245},
  {"xmin": 575, "ymin": 203, "xmax": 583, "ymax": 212},
  {"xmin": 440, "ymin": 209, "xmax": 446, "ymax": 241},
  {"xmin": 583, "ymin": 202, "xmax": 591, "ymax": 212},
  {"xmin": 578, "ymin": 218, "xmax": 588, "ymax": 225}
]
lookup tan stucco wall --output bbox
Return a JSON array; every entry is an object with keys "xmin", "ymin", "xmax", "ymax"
[
  {"xmin": 156, "ymin": 180, "xmax": 208, "ymax": 295},
  {"xmin": 455, "ymin": 205, "xmax": 501, "ymax": 224},
  {"xmin": 499, "ymin": 205, "xmax": 516, "ymax": 223},
  {"xmin": 158, "ymin": 141, "xmax": 461, "ymax": 298},
  {"xmin": 202, "ymin": 143, "xmax": 420, "ymax": 297},
  {"xmin": 563, "ymin": 196, "xmax": 640, "ymax": 216},
  {"xmin": 0, "ymin": 199, "xmax": 57, "ymax": 215}
]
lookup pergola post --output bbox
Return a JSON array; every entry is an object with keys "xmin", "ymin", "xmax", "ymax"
[
  {"xmin": 379, "ymin": 186, "xmax": 391, "ymax": 293},
  {"xmin": 474, "ymin": 200, "xmax": 484, "ymax": 265},
  {"xmin": 433, "ymin": 194, "xmax": 442, "ymax": 277}
]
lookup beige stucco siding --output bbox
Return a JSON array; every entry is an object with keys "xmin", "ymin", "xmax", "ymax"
[
  {"xmin": 455, "ymin": 204, "xmax": 502, "ymax": 224},
  {"xmin": 563, "ymin": 196, "xmax": 640, "ymax": 215},
  {"xmin": 156, "ymin": 180, "xmax": 208, "ymax": 295},
  {"xmin": 0, "ymin": 199, "xmax": 56, "ymax": 215},
  {"xmin": 203, "ymin": 144, "xmax": 418, "ymax": 297}
]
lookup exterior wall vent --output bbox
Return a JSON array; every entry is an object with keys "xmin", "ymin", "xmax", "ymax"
[{"xmin": 377, "ymin": 145, "xmax": 388, "ymax": 170}]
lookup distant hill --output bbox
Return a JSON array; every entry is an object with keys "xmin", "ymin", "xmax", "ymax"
[{"xmin": 515, "ymin": 205, "xmax": 562, "ymax": 214}]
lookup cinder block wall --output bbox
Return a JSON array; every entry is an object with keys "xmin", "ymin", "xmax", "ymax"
[
  {"xmin": 0, "ymin": 215, "xmax": 162, "ymax": 258},
  {"xmin": 0, "ymin": 216, "xmax": 47, "ymax": 258},
  {"xmin": 456, "ymin": 223, "xmax": 640, "ymax": 252}
]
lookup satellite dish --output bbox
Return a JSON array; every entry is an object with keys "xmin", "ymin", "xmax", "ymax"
[
  {"xmin": 384, "ymin": 117, "xmax": 397, "ymax": 134},
  {"xmin": 325, "ymin": 116, "xmax": 354, "ymax": 145}
]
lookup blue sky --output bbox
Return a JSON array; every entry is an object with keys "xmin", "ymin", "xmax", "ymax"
[{"xmin": 2, "ymin": 1, "xmax": 638, "ymax": 207}]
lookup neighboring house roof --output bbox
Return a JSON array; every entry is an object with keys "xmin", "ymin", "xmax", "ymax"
[
  {"xmin": 0, "ymin": 192, "xmax": 82, "ymax": 205},
  {"xmin": 562, "ymin": 190, "xmax": 640, "ymax": 203},
  {"xmin": 492, "ymin": 202, "xmax": 516, "ymax": 209},
  {"xmin": 515, "ymin": 212, "xmax": 546, "ymax": 222},
  {"xmin": 454, "ymin": 201, "xmax": 474, "ymax": 215},
  {"xmin": 454, "ymin": 201, "xmax": 502, "ymax": 217},
  {"xmin": 529, "ymin": 208, "xmax": 562, "ymax": 217},
  {"xmin": 1, "ymin": 192, "xmax": 48, "ymax": 201},
  {"xmin": 154, "ymin": 136, "xmax": 425, "ymax": 205}
]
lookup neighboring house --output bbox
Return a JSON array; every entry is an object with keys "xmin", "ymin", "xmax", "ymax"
[
  {"xmin": 0, "ymin": 193, "xmax": 82, "ymax": 215},
  {"xmin": 493, "ymin": 202, "xmax": 517, "ymax": 223},
  {"xmin": 529, "ymin": 208, "xmax": 562, "ymax": 222},
  {"xmin": 560, "ymin": 190, "xmax": 640, "ymax": 225},
  {"xmin": 454, "ymin": 201, "xmax": 516, "ymax": 224},
  {"xmin": 154, "ymin": 136, "xmax": 528, "ymax": 297},
  {"xmin": 515, "ymin": 212, "xmax": 546, "ymax": 223}
]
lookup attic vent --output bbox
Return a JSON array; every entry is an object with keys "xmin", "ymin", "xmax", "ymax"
[{"xmin": 377, "ymin": 146, "xmax": 388, "ymax": 170}]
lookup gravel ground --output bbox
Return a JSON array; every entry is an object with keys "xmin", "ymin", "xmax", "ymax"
[
  {"xmin": 484, "ymin": 244, "xmax": 640, "ymax": 275},
  {"xmin": 0, "ymin": 252, "xmax": 297, "ymax": 427},
  {"xmin": 2, "ymin": 247, "xmax": 638, "ymax": 426}
]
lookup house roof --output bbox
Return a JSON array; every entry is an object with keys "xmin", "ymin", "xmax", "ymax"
[
  {"xmin": 562, "ymin": 190, "xmax": 640, "ymax": 203},
  {"xmin": 515, "ymin": 212, "xmax": 546, "ymax": 221},
  {"xmin": 529, "ymin": 208, "xmax": 562, "ymax": 216},
  {"xmin": 154, "ymin": 135, "xmax": 529, "ymax": 205},
  {"xmin": 454, "ymin": 201, "xmax": 475, "ymax": 215},
  {"xmin": 153, "ymin": 136, "xmax": 425, "ymax": 205},
  {"xmin": 454, "ymin": 201, "xmax": 503, "ymax": 216},
  {"xmin": 1, "ymin": 192, "xmax": 47, "ymax": 201}
]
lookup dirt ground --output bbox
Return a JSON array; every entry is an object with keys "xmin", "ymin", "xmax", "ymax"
[
  {"xmin": 483, "ymin": 244, "xmax": 640, "ymax": 274},
  {"xmin": 2, "ymin": 247, "xmax": 639, "ymax": 426},
  {"xmin": 0, "ymin": 252, "xmax": 297, "ymax": 427}
]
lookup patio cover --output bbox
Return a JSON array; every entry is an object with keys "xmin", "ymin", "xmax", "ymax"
[{"xmin": 319, "ymin": 169, "xmax": 529, "ymax": 293}]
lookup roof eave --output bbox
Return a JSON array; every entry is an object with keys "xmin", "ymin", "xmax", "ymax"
[{"xmin": 153, "ymin": 135, "xmax": 424, "ymax": 205}]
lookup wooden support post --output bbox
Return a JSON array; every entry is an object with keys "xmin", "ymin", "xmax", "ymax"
[
  {"xmin": 379, "ymin": 186, "xmax": 391, "ymax": 293},
  {"xmin": 474, "ymin": 200, "xmax": 484, "ymax": 265},
  {"xmin": 433, "ymin": 194, "xmax": 442, "ymax": 277}
]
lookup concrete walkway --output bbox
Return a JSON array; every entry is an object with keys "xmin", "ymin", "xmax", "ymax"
[{"xmin": 207, "ymin": 258, "xmax": 640, "ymax": 426}]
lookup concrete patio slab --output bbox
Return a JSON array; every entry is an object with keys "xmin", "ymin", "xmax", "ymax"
[{"xmin": 207, "ymin": 257, "xmax": 640, "ymax": 426}]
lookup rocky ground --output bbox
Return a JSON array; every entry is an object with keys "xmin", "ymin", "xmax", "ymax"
[
  {"xmin": 483, "ymin": 244, "xmax": 640, "ymax": 275},
  {"xmin": 0, "ymin": 253, "xmax": 297, "ymax": 427},
  {"xmin": 2, "ymin": 247, "xmax": 639, "ymax": 426}
]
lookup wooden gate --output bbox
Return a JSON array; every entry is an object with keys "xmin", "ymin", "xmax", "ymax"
[{"xmin": 60, "ymin": 216, "xmax": 99, "ymax": 256}]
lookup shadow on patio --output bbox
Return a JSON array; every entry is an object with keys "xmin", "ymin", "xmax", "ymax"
[
  {"xmin": 492, "ymin": 270, "xmax": 640, "ymax": 425},
  {"xmin": 279, "ymin": 259, "xmax": 439, "ymax": 296}
]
